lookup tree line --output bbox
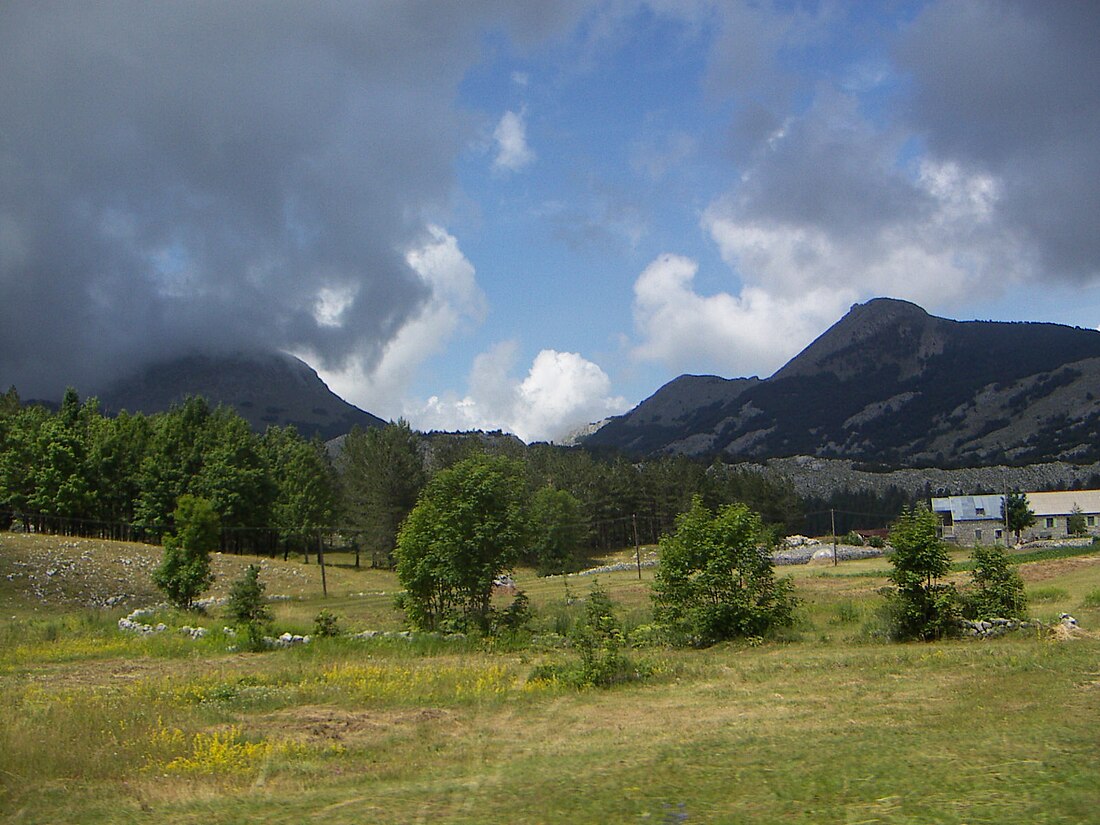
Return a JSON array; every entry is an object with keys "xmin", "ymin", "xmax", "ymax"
[{"xmin": 0, "ymin": 385, "xmax": 804, "ymax": 569}]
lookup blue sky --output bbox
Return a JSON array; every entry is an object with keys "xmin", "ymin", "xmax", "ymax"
[{"xmin": 4, "ymin": 2, "xmax": 1100, "ymax": 441}]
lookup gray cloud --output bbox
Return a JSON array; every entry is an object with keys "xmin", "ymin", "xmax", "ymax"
[
  {"xmin": 0, "ymin": 1, "xmax": 580, "ymax": 398},
  {"xmin": 896, "ymin": 0, "xmax": 1100, "ymax": 280}
]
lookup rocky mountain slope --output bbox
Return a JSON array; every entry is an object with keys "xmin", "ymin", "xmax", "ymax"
[
  {"xmin": 99, "ymin": 351, "xmax": 385, "ymax": 440},
  {"xmin": 585, "ymin": 298, "xmax": 1100, "ymax": 466}
]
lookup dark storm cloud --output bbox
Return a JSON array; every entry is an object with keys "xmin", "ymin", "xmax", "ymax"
[
  {"xmin": 896, "ymin": 0, "xmax": 1100, "ymax": 280},
  {"xmin": 0, "ymin": 1, "xmax": 581, "ymax": 398}
]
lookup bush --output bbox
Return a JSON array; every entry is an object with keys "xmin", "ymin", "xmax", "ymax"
[
  {"xmin": 313, "ymin": 609, "xmax": 341, "ymax": 638},
  {"xmin": 885, "ymin": 506, "xmax": 959, "ymax": 641},
  {"xmin": 225, "ymin": 565, "xmax": 272, "ymax": 652},
  {"xmin": 531, "ymin": 584, "xmax": 647, "ymax": 688},
  {"xmin": 963, "ymin": 545, "xmax": 1027, "ymax": 619},
  {"xmin": 653, "ymin": 496, "xmax": 797, "ymax": 646},
  {"xmin": 867, "ymin": 535, "xmax": 886, "ymax": 549},
  {"xmin": 843, "ymin": 531, "xmax": 864, "ymax": 547}
]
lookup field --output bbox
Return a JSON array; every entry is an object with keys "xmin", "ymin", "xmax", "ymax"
[{"xmin": 2, "ymin": 533, "xmax": 1100, "ymax": 824}]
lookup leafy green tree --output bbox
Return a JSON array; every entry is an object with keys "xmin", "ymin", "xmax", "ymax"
[
  {"xmin": 885, "ymin": 505, "xmax": 958, "ymax": 640},
  {"xmin": 86, "ymin": 411, "xmax": 150, "ymax": 536},
  {"xmin": 225, "ymin": 564, "xmax": 272, "ymax": 651},
  {"xmin": 193, "ymin": 409, "xmax": 273, "ymax": 549},
  {"xmin": 340, "ymin": 421, "xmax": 425, "ymax": 567},
  {"xmin": 136, "ymin": 397, "xmax": 213, "ymax": 535},
  {"xmin": 1067, "ymin": 503, "xmax": 1087, "ymax": 537},
  {"xmin": 394, "ymin": 454, "xmax": 528, "ymax": 631},
  {"xmin": 0, "ymin": 404, "xmax": 49, "ymax": 527},
  {"xmin": 152, "ymin": 495, "xmax": 220, "ymax": 609},
  {"xmin": 263, "ymin": 426, "xmax": 338, "ymax": 556},
  {"xmin": 1002, "ymin": 492, "xmax": 1036, "ymax": 545},
  {"xmin": 526, "ymin": 485, "xmax": 586, "ymax": 575},
  {"xmin": 652, "ymin": 496, "xmax": 797, "ymax": 646},
  {"xmin": 29, "ymin": 392, "xmax": 98, "ymax": 528},
  {"xmin": 965, "ymin": 544, "xmax": 1028, "ymax": 620}
]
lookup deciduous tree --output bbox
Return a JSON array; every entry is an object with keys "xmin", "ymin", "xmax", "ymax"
[
  {"xmin": 394, "ymin": 454, "xmax": 528, "ymax": 631},
  {"xmin": 885, "ymin": 505, "xmax": 958, "ymax": 640},
  {"xmin": 653, "ymin": 496, "xmax": 797, "ymax": 646}
]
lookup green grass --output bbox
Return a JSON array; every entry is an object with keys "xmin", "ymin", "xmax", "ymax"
[{"xmin": 2, "ymin": 532, "xmax": 1100, "ymax": 824}]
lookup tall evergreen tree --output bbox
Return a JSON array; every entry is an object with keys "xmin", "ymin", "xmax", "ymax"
[{"xmin": 339, "ymin": 421, "xmax": 425, "ymax": 567}]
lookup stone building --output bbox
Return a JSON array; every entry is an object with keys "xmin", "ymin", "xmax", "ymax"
[{"xmin": 931, "ymin": 490, "xmax": 1100, "ymax": 545}]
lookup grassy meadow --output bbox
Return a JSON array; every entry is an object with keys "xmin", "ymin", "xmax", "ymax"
[{"xmin": 2, "ymin": 533, "xmax": 1099, "ymax": 824}]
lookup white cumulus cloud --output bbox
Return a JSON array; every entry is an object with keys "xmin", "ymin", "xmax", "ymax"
[
  {"xmin": 631, "ymin": 253, "xmax": 852, "ymax": 378},
  {"xmin": 492, "ymin": 109, "xmax": 536, "ymax": 173},
  {"xmin": 414, "ymin": 343, "xmax": 628, "ymax": 442}
]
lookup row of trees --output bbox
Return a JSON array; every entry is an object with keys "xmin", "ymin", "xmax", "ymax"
[
  {"xmin": 0, "ymin": 388, "xmax": 336, "ymax": 554},
  {"xmin": 336, "ymin": 423, "xmax": 804, "ymax": 572},
  {"xmin": 392, "ymin": 454, "xmax": 801, "ymax": 639},
  {"xmin": 1, "ymin": 387, "xmax": 803, "ymax": 568}
]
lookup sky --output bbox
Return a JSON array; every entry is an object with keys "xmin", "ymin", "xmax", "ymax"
[{"xmin": 3, "ymin": 1, "xmax": 1100, "ymax": 442}]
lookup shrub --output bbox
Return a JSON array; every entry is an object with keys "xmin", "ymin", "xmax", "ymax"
[
  {"xmin": 963, "ymin": 545, "xmax": 1028, "ymax": 619},
  {"xmin": 867, "ymin": 535, "xmax": 886, "ymax": 549},
  {"xmin": 653, "ymin": 496, "xmax": 797, "ymax": 646},
  {"xmin": 573, "ymin": 584, "xmax": 630, "ymax": 687},
  {"xmin": 225, "ymin": 565, "xmax": 272, "ymax": 652},
  {"xmin": 496, "ymin": 590, "xmax": 532, "ymax": 633},
  {"xmin": 843, "ymin": 531, "xmax": 864, "ymax": 547},
  {"xmin": 532, "ymin": 584, "xmax": 646, "ymax": 688},
  {"xmin": 313, "ymin": 609, "xmax": 341, "ymax": 638},
  {"xmin": 885, "ymin": 506, "xmax": 959, "ymax": 641}
]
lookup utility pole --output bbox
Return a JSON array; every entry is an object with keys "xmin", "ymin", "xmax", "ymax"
[
  {"xmin": 633, "ymin": 513, "xmax": 642, "ymax": 580},
  {"xmin": 831, "ymin": 508, "xmax": 838, "ymax": 567},
  {"xmin": 317, "ymin": 529, "xmax": 328, "ymax": 598}
]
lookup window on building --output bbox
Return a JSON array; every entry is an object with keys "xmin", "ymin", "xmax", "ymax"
[
  {"xmin": 1089, "ymin": 516, "xmax": 1095, "ymax": 527},
  {"xmin": 976, "ymin": 507, "xmax": 985, "ymax": 516},
  {"xmin": 995, "ymin": 529, "xmax": 1003, "ymax": 540},
  {"xmin": 975, "ymin": 529, "xmax": 983, "ymax": 542},
  {"xmin": 1046, "ymin": 517, "xmax": 1055, "ymax": 528}
]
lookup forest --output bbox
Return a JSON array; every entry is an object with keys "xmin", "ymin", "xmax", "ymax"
[{"xmin": 0, "ymin": 385, "xmax": 918, "ymax": 571}]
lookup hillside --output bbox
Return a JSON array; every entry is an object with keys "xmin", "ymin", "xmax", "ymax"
[
  {"xmin": 586, "ymin": 298, "xmax": 1100, "ymax": 465},
  {"xmin": 99, "ymin": 351, "xmax": 385, "ymax": 440}
]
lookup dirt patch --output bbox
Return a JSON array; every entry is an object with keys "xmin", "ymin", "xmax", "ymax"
[
  {"xmin": 1019, "ymin": 555, "xmax": 1100, "ymax": 582},
  {"xmin": 255, "ymin": 705, "xmax": 456, "ymax": 747}
]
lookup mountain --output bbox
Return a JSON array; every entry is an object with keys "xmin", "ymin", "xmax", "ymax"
[
  {"xmin": 585, "ymin": 298, "xmax": 1100, "ymax": 466},
  {"xmin": 99, "ymin": 351, "xmax": 385, "ymax": 440}
]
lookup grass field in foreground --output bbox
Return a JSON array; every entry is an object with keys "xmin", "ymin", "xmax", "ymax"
[{"xmin": 2, "ymin": 532, "xmax": 1099, "ymax": 824}]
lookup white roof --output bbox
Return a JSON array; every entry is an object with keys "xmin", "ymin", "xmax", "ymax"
[
  {"xmin": 1026, "ymin": 490, "xmax": 1100, "ymax": 517},
  {"xmin": 930, "ymin": 489, "xmax": 1100, "ymax": 519}
]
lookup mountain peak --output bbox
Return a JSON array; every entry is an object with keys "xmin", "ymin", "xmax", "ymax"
[
  {"xmin": 771, "ymin": 297, "xmax": 941, "ymax": 382},
  {"xmin": 99, "ymin": 350, "xmax": 385, "ymax": 439},
  {"xmin": 585, "ymin": 298, "xmax": 1100, "ymax": 466}
]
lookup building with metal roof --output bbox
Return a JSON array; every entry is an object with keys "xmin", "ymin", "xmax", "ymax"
[{"xmin": 930, "ymin": 490, "xmax": 1100, "ymax": 545}]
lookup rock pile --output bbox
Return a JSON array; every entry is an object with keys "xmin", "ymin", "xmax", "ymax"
[
  {"xmin": 959, "ymin": 613, "xmax": 1080, "ymax": 639},
  {"xmin": 118, "ymin": 607, "xmax": 168, "ymax": 635}
]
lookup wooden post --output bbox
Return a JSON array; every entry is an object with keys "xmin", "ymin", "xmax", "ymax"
[
  {"xmin": 317, "ymin": 529, "xmax": 328, "ymax": 599},
  {"xmin": 831, "ymin": 509, "xmax": 838, "ymax": 567},
  {"xmin": 633, "ymin": 513, "xmax": 642, "ymax": 580}
]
